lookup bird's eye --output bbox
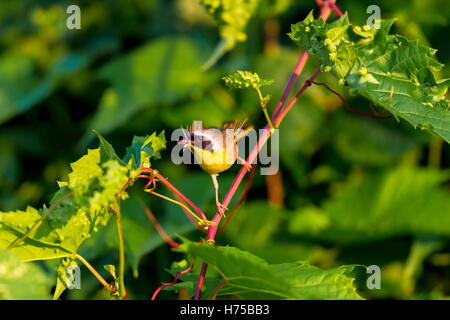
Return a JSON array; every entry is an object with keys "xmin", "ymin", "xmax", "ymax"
[{"xmin": 191, "ymin": 134, "xmax": 213, "ymax": 151}]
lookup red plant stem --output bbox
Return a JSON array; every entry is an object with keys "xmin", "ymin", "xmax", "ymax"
[
  {"xmin": 137, "ymin": 173, "xmax": 204, "ymax": 227},
  {"xmin": 142, "ymin": 205, "xmax": 180, "ymax": 248},
  {"xmin": 310, "ymin": 80, "xmax": 393, "ymax": 119},
  {"xmin": 151, "ymin": 263, "xmax": 194, "ymax": 300},
  {"xmin": 320, "ymin": 0, "xmax": 333, "ymax": 21},
  {"xmin": 136, "ymin": 174, "xmax": 156, "ymax": 191},
  {"xmin": 193, "ymin": 263, "xmax": 208, "ymax": 300},
  {"xmin": 345, "ymin": 106, "xmax": 394, "ymax": 119},
  {"xmin": 119, "ymin": 177, "xmax": 134, "ymax": 195},
  {"xmin": 139, "ymin": 167, "xmax": 207, "ymax": 221},
  {"xmin": 218, "ymin": 166, "xmax": 256, "ymax": 234},
  {"xmin": 271, "ymin": 51, "xmax": 309, "ymax": 120},
  {"xmin": 137, "ymin": 173, "xmax": 204, "ymax": 228},
  {"xmin": 328, "ymin": 1, "xmax": 344, "ymax": 17},
  {"xmin": 273, "ymin": 68, "xmax": 321, "ymax": 126},
  {"xmin": 271, "ymin": 1, "xmax": 333, "ymax": 120},
  {"xmin": 192, "ymin": 1, "xmax": 338, "ymax": 299}
]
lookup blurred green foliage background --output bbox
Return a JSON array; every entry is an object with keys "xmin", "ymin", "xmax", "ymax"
[{"xmin": 0, "ymin": 0, "xmax": 449, "ymax": 299}]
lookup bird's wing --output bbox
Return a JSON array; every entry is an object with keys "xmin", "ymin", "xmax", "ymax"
[
  {"xmin": 221, "ymin": 119, "xmax": 247, "ymax": 130},
  {"xmin": 234, "ymin": 125, "xmax": 254, "ymax": 142},
  {"xmin": 221, "ymin": 120, "xmax": 253, "ymax": 143}
]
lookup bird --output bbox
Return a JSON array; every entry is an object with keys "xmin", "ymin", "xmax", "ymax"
[{"xmin": 178, "ymin": 120, "xmax": 253, "ymax": 217}]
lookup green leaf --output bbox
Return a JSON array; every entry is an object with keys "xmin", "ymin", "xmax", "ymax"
[
  {"xmin": 0, "ymin": 149, "xmax": 130, "ymax": 261},
  {"xmin": 0, "ymin": 250, "xmax": 52, "ymax": 299},
  {"xmin": 200, "ymin": 0, "xmax": 259, "ymax": 50},
  {"xmin": 0, "ymin": 191, "xmax": 91, "ymax": 260},
  {"xmin": 93, "ymin": 130, "xmax": 124, "ymax": 165},
  {"xmin": 331, "ymin": 112, "xmax": 421, "ymax": 166},
  {"xmin": 0, "ymin": 203, "xmax": 74, "ymax": 260},
  {"xmin": 0, "ymin": 54, "xmax": 52, "ymax": 125},
  {"xmin": 258, "ymin": 0, "xmax": 295, "ymax": 17},
  {"xmin": 123, "ymin": 131, "xmax": 166, "ymax": 168},
  {"xmin": 289, "ymin": 13, "xmax": 450, "ymax": 142},
  {"xmin": 161, "ymin": 90, "xmax": 238, "ymax": 128},
  {"xmin": 180, "ymin": 239, "xmax": 362, "ymax": 299},
  {"xmin": 0, "ymin": 227, "xmax": 71, "ymax": 261},
  {"xmin": 38, "ymin": 190, "xmax": 92, "ymax": 253},
  {"xmin": 87, "ymin": 37, "xmax": 214, "ymax": 136},
  {"xmin": 0, "ymin": 37, "xmax": 117, "ymax": 125},
  {"xmin": 66, "ymin": 148, "xmax": 129, "ymax": 225},
  {"xmin": 224, "ymin": 201, "xmax": 332, "ymax": 264},
  {"xmin": 68, "ymin": 149, "xmax": 103, "ymax": 194},
  {"xmin": 288, "ymin": 206, "xmax": 331, "ymax": 235},
  {"xmin": 225, "ymin": 201, "xmax": 285, "ymax": 248},
  {"xmin": 289, "ymin": 168, "xmax": 450, "ymax": 244}
]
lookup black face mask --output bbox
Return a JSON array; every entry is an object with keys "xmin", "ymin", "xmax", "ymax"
[{"xmin": 190, "ymin": 132, "xmax": 214, "ymax": 152}]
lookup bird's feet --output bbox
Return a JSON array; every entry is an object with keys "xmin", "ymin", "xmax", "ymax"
[{"xmin": 216, "ymin": 201, "xmax": 229, "ymax": 217}]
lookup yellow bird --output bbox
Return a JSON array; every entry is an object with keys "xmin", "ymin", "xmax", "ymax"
[{"xmin": 178, "ymin": 120, "xmax": 252, "ymax": 216}]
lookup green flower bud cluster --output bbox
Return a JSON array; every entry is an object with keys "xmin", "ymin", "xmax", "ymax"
[
  {"xmin": 223, "ymin": 70, "xmax": 273, "ymax": 89},
  {"xmin": 200, "ymin": 0, "xmax": 258, "ymax": 48}
]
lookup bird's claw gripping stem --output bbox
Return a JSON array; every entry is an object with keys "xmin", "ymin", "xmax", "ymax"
[
  {"xmin": 198, "ymin": 219, "xmax": 216, "ymax": 231},
  {"xmin": 216, "ymin": 201, "xmax": 228, "ymax": 218}
]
